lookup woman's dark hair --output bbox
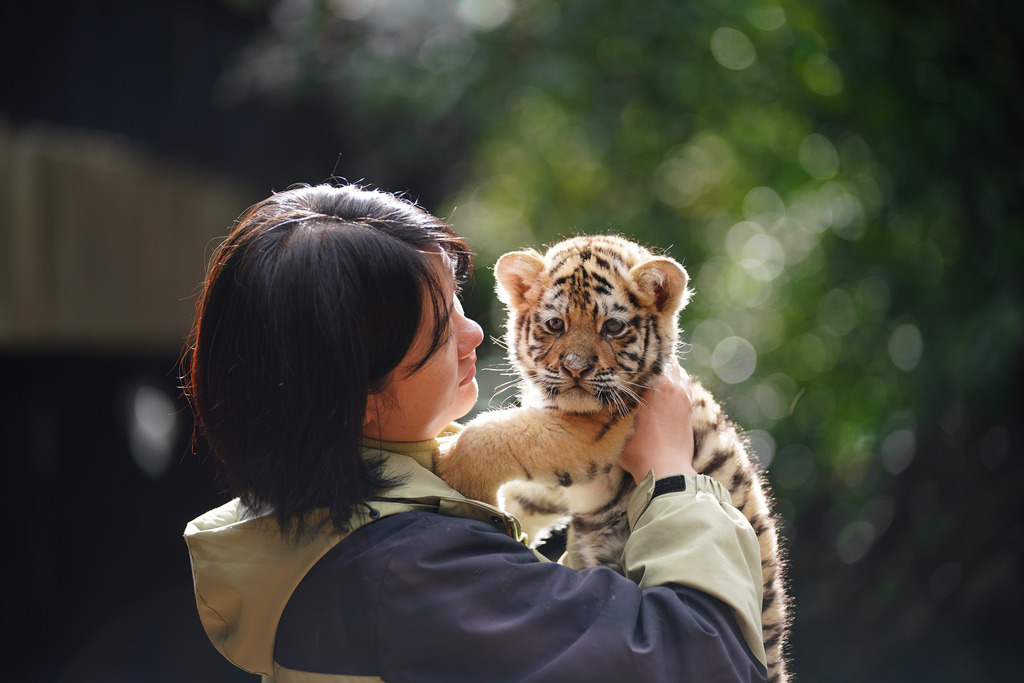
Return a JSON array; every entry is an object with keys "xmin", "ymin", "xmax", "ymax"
[{"xmin": 183, "ymin": 183, "xmax": 472, "ymax": 538}]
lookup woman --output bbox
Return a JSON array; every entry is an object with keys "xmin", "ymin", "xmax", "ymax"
[{"xmin": 183, "ymin": 183, "xmax": 767, "ymax": 682}]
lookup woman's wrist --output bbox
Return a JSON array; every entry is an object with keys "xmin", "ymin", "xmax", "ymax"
[
  {"xmin": 646, "ymin": 463, "xmax": 698, "ymax": 480},
  {"xmin": 625, "ymin": 457, "xmax": 697, "ymax": 484}
]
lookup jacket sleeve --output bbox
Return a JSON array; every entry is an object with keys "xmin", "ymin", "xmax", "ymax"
[
  {"xmin": 274, "ymin": 494, "xmax": 767, "ymax": 682},
  {"xmin": 622, "ymin": 471, "xmax": 766, "ymax": 666}
]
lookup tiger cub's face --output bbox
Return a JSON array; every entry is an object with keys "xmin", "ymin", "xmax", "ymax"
[{"xmin": 495, "ymin": 235, "xmax": 692, "ymax": 415}]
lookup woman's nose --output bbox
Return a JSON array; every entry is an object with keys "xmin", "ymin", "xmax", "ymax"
[{"xmin": 459, "ymin": 315, "xmax": 484, "ymax": 354}]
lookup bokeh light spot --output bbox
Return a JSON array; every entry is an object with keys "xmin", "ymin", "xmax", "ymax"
[
  {"xmin": 456, "ymin": 0, "xmax": 514, "ymax": 30},
  {"xmin": 746, "ymin": 5, "xmax": 787, "ymax": 31},
  {"xmin": 128, "ymin": 383, "xmax": 178, "ymax": 480},
  {"xmin": 743, "ymin": 186, "xmax": 786, "ymax": 227},
  {"xmin": 835, "ymin": 520, "xmax": 875, "ymax": 564},
  {"xmin": 799, "ymin": 133, "xmax": 839, "ymax": 180},
  {"xmin": 710, "ymin": 27, "xmax": 757, "ymax": 70},
  {"xmin": 740, "ymin": 232, "xmax": 786, "ymax": 282},
  {"xmin": 802, "ymin": 53, "xmax": 844, "ymax": 96},
  {"xmin": 881, "ymin": 428, "xmax": 916, "ymax": 474},
  {"xmin": 713, "ymin": 335, "xmax": 757, "ymax": 384},
  {"xmin": 820, "ymin": 183, "xmax": 867, "ymax": 240},
  {"xmin": 419, "ymin": 26, "xmax": 475, "ymax": 73},
  {"xmin": 862, "ymin": 496, "xmax": 896, "ymax": 538},
  {"xmin": 653, "ymin": 133, "xmax": 736, "ymax": 208},
  {"xmin": 748, "ymin": 429, "xmax": 777, "ymax": 468},
  {"xmin": 754, "ymin": 373, "xmax": 798, "ymax": 420},
  {"xmin": 688, "ymin": 318, "xmax": 734, "ymax": 370},
  {"xmin": 819, "ymin": 287, "xmax": 858, "ymax": 335},
  {"xmin": 888, "ymin": 322, "xmax": 923, "ymax": 371}
]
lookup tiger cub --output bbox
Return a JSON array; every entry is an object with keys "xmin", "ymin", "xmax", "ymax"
[{"xmin": 435, "ymin": 234, "xmax": 790, "ymax": 682}]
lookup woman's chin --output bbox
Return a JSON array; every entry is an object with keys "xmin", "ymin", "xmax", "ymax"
[{"xmin": 453, "ymin": 382, "xmax": 480, "ymax": 420}]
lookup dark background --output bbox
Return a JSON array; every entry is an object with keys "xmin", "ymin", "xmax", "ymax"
[{"xmin": 2, "ymin": 2, "xmax": 322, "ymax": 680}]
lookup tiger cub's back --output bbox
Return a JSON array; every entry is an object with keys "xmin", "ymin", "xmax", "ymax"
[{"xmin": 689, "ymin": 379, "xmax": 790, "ymax": 683}]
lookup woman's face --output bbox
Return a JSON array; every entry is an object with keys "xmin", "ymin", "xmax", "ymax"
[{"xmin": 363, "ymin": 255, "xmax": 484, "ymax": 442}]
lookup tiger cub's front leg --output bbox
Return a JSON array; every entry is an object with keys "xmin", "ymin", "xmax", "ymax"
[{"xmin": 435, "ymin": 406, "xmax": 634, "ymax": 507}]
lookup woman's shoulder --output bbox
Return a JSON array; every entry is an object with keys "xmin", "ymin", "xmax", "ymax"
[{"xmin": 338, "ymin": 508, "xmax": 528, "ymax": 566}]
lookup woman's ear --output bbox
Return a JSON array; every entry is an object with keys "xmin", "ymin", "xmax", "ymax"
[
  {"xmin": 363, "ymin": 391, "xmax": 390, "ymax": 437},
  {"xmin": 494, "ymin": 250, "xmax": 546, "ymax": 309},
  {"xmin": 363, "ymin": 393, "xmax": 379, "ymax": 431}
]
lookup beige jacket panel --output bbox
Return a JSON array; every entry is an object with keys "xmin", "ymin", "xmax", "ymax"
[{"xmin": 184, "ymin": 501, "xmax": 349, "ymax": 675}]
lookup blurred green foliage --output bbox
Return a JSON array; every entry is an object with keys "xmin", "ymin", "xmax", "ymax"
[{"xmin": 222, "ymin": 0, "xmax": 1023, "ymax": 676}]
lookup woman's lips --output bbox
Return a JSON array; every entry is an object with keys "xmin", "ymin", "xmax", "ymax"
[{"xmin": 460, "ymin": 354, "xmax": 477, "ymax": 386}]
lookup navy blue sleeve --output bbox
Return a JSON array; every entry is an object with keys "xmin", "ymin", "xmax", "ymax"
[{"xmin": 276, "ymin": 511, "xmax": 766, "ymax": 683}]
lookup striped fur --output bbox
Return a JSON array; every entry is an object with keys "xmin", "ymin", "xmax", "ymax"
[{"xmin": 435, "ymin": 235, "xmax": 790, "ymax": 681}]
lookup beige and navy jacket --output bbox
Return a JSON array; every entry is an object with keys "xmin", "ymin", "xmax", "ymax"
[{"xmin": 184, "ymin": 435, "xmax": 767, "ymax": 682}]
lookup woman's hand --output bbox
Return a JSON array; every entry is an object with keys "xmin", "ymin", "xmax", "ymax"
[{"xmin": 619, "ymin": 360, "xmax": 698, "ymax": 483}]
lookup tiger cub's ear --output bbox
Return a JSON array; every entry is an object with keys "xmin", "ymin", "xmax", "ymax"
[
  {"xmin": 630, "ymin": 257, "xmax": 692, "ymax": 313},
  {"xmin": 495, "ymin": 250, "xmax": 546, "ymax": 309}
]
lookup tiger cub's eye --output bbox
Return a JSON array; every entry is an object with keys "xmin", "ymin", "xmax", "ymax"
[
  {"xmin": 545, "ymin": 318, "xmax": 565, "ymax": 333},
  {"xmin": 602, "ymin": 319, "xmax": 627, "ymax": 336}
]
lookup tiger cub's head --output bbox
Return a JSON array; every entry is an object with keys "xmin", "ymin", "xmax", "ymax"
[{"xmin": 495, "ymin": 234, "xmax": 692, "ymax": 415}]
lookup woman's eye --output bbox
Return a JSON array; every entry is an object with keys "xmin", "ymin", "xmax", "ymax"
[
  {"xmin": 602, "ymin": 319, "xmax": 627, "ymax": 336},
  {"xmin": 545, "ymin": 318, "xmax": 565, "ymax": 333}
]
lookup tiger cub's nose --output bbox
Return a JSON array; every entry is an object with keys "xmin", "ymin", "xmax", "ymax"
[{"xmin": 563, "ymin": 353, "xmax": 595, "ymax": 379}]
